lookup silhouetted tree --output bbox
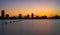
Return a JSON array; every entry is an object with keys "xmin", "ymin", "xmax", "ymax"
[
  {"xmin": 27, "ymin": 14, "xmax": 29, "ymax": 19},
  {"xmin": 6, "ymin": 14, "xmax": 9, "ymax": 19}
]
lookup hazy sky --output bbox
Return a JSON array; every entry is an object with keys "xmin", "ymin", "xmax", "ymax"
[{"xmin": 0, "ymin": 0, "xmax": 60, "ymax": 17}]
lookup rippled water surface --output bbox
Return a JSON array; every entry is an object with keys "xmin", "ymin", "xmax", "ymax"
[{"xmin": 0, "ymin": 19, "xmax": 60, "ymax": 35}]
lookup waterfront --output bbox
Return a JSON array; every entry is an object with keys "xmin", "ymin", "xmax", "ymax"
[{"xmin": 0, "ymin": 19, "xmax": 60, "ymax": 35}]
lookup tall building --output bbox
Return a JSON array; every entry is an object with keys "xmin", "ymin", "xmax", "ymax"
[
  {"xmin": 1, "ymin": 10, "xmax": 5, "ymax": 18},
  {"xmin": 19, "ymin": 14, "xmax": 22, "ymax": 18},
  {"xmin": 31, "ymin": 13, "xmax": 34, "ymax": 19}
]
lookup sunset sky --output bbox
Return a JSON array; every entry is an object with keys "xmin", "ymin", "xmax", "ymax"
[{"xmin": 0, "ymin": 0, "xmax": 60, "ymax": 17}]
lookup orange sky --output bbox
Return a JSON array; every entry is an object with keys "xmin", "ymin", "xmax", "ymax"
[{"xmin": 0, "ymin": 0, "xmax": 60, "ymax": 17}]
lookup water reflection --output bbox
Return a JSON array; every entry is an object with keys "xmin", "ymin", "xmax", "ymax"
[
  {"xmin": 0, "ymin": 20, "xmax": 5, "ymax": 35},
  {"xmin": 0, "ymin": 19, "xmax": 23, "ymax": 35},
  {"xmin": 0, "ymin": 19, "xmax": 60, "ymax": 35}
]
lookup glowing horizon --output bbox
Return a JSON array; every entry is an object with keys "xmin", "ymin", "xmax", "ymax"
[{"xmin": 0, "ymin": 0, "xmax": 60, "ymax": 17}]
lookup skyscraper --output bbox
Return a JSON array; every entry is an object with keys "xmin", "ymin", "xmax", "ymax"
[
  {"xmin": 31, "ymin": 13, "xmax": 34, "ymax": 19},
  {"xmin": 19, "ymin": 14, "xmax": 22, "ymax": 18},
  {"xmin": 1, "ymin": 10, "xmax": 5, "ymax": 18}
]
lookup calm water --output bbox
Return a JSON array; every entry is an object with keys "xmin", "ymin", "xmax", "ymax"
[{"xmin": 0, "ymin": 19, "xmax": 60, "ymax": 35}]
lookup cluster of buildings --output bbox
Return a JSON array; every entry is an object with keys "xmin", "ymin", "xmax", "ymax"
[{"xmin": 0, "ymin": 10, "xmax": 60, "ymax": 19}]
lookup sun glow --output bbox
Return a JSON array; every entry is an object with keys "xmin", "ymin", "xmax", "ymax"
[{"xmin": 0, "ymin": 0, "xmax": 60, "ymax": 17}]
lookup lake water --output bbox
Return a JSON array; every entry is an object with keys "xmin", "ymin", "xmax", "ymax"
[{"xmin": 0, "ymin": 19, "xmax": 60, "ymax": 35}]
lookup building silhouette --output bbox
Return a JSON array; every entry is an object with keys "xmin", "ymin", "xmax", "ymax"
[
  {"xmin": 1, "ymin": 10, "xmax": 5, "ymax": 18},
  {"xmin": 36, "ymin": 16, "xmax": 40, "ymax": 19},
  {"xmin": 19, "ymin": 14, "xmax": 22, "ymax": 18},
  {"xmin": 51, "ymin": 15, "xmax": 60, "ymax": 19},
  {"xmin": 31, "ymin": 13, "xmax": 34, "ymax": 19},
  {"xmin": 40, "ymin": 15, "xmax": 47, "ymax": 19},
  {"xmin": 0, "ymin": 10, "xmax": 60, "ymax": 19}
]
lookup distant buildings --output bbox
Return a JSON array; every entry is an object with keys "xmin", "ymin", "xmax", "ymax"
[
  {"xmin": 0, "ymin": 10, "xmax": 60, "ymax": 19},
  {"xmin": 40, "ymin": 16, "xmax": 47, "ymax": 19}
]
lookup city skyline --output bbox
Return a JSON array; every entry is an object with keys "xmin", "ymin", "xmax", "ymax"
[
  {"xmin": 0, "ymin": 10, "xmax": 60, "ymax": 19},
  {"xmin": 0, "ymin": 10, "xmax": 60, "ymax": 17},
  {"xmin": 0, "ymin": 0, "xmax": 60, "ymax": 17}
]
